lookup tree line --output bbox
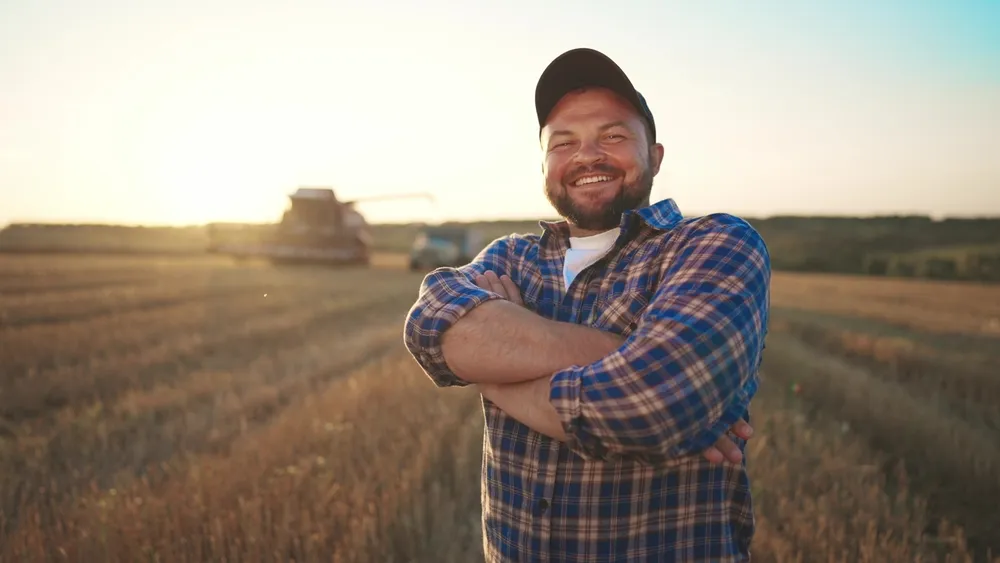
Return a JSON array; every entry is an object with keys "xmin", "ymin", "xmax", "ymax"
[{"xmin": 2, "ymin": 215, "xmax": 998, "ymax": 282}]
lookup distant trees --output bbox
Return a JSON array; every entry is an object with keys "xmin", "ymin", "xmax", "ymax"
[
  {"xmin": 2, "ymin": 215, "xmax": 999, "ymax": 282},
  {"xmin": 745, "ymin": 215, "xmax": 1000, "ymax": 282},
  {"xmin": 864, "ymin": 246, "xmax": 1000, "ymax": 282}
]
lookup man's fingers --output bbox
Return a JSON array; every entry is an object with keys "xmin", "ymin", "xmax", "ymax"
[
  {"xmin": 475, "ymin": 274, "xmax": 497, "ymax": 296},
  {"xmin": 481, "ymin": 271, "xmax": 507, "ymax": 299},
  {"xmin": 702, "ymin": 446, "xmax": 724, "ymax": 464},
  {"xmin": 713, "ymin": 434, "xmax": 744, "ymax": 464},
  {"xmin": 730, "ymin": 420, "xmax": 754, "ymax": 440},
  {"xmin": 486, "ymin": 272, "xmax": 507, "ymax": 299},
  {"xmin": 479, "ymin": 270, "xmax": 523, "ymax": 306},
  {"xmin": 499, "ymin": 275, "xmax": 523, "ymax": 306}
]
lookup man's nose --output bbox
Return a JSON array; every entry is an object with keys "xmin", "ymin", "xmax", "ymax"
[{"xmin": 573, "ymin": 138, "xmax": 606, "ymax": 164}]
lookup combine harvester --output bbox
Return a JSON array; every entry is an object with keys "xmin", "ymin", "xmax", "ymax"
[{"xmin": 206, "ymin": 187, "xmax": 434, "ymax": 267}]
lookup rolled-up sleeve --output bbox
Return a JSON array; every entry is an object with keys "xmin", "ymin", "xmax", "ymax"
[
  {"xmin": 549, "ymin": 219, "xmax": 770, "ymax": 461},
  {"xmin": 402, "ymin": 236, "xmax": 514, "ymax": 387}
]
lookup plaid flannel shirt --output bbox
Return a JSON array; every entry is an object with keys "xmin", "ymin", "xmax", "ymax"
[{"xmin": 403, "ymin": 199, "xmax": 770, "ymax": 562}]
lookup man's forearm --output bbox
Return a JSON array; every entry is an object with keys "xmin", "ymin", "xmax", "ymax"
[
  {"xmin": 440, "ymin": 300, "xmax": 624, "ymax": 384},
  {"xmin": 479, "ymin": 378, "xmax": 567, "ymax": 441}
]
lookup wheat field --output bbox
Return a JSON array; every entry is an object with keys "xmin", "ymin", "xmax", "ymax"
[{"xmin": 1, "ymin": 253, "xmax": 998, "ymax": 562}]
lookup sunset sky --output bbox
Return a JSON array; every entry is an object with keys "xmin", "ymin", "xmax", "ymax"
[{"xmin": 1, "ymin": 0, "xmax": 998, "ymax": 227}]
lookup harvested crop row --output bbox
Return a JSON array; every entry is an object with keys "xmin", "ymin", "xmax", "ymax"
[
  {"xmin": 771, "ymin": 271, "xmax": 1000, "ymax": 338},
  {"xmin": 1, "ymin": 261, "xmax": 424, "ymax": 536},
  {"xmin": 2, "ymin": 350, "xmax": 486, "ymax": 563},
  {"xmin": 771, "ymin": 313, "xmax": 1000, "ymax": 433},
  {"xmin": 0, "ymin": 255, "xmax": 224, "ymax": 293},
  {"xmin": 0, "ymin": 290, "xmax": 395, "ymax": 418},
  {"xmin": 1, "ymin": 269, "xmax": 414, "ymax": 383},
  {"xmin": 761, "ymin": 331, "xmax": 1000, "ymax": 559},
  {"xmin": 0, "ymin": 263, "xmax": 314, "ymax": 327},
  {"xmin": 745, "ymin": 372, "xmax": 982, "ymax": 562},
  {"xmin": 1, "ymin": 320, "xmax": 407, "ymax": 531}
]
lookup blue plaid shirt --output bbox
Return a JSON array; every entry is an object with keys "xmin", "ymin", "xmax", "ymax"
[{"xmin": 403, "ymin": 199, "xmax": 770, "ymax": 562}]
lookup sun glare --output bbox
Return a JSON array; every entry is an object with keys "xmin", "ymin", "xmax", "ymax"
[{"xmin": 135, "ymin": 97, "xmax": 359, "ymax": 226}]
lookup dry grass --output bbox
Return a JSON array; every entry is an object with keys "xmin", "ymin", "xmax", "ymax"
[
  {"xmin": 771, "ymin": 271, "xmax": 1000, "ymax": 337},
  {"xmin": 766, "ymin": 272, "xmax": 1000, "ymax": 561},
  {"xmin": 745, "ymin": 376, "xmax": 979, "ymax": 562},
  {"xmin": 760, "ymin": 332, "xmax": 1000, "ymax": 558},
  {"xmin": 1, "ymin": 256, "xmax": 998, "ymax": 561},
  {"xmin": 3, "ymin": 351, "xmax": 486, "ymax": 562}
]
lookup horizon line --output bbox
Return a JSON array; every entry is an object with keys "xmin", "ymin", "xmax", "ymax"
[{"xmin": 3, "ymin": 210, "xmax": 1000, "ymax": 230}]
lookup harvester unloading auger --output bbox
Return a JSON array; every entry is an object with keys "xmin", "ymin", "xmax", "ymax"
[{"xmin": 206, "ymin": 187, "xmax": 435, "ymax": 266}]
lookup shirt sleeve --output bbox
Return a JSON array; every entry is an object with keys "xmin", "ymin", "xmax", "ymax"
[
  {"xmin": 402, "ymin": 235, "xmax": 515, "ymax": 387},
  {"xmin": 548, "ymin": 218, "xmax": 770, "ymax": 462}
]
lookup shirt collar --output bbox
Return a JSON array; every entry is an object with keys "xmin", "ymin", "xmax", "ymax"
[
  {"xmin": 537, "ymin": 198, "xmax": 684, "ymax": 254},
  {"xmin": 633, "ymin": 198, "xmax": 684, "ymax": 230}
]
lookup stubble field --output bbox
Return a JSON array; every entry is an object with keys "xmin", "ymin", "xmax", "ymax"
[{"xmin": 1, "ymin": 253, "xmax": 998, "ymax": 562}]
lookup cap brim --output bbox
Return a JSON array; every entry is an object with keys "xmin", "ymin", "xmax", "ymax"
[{"xmin": 535, "ymin": 48, "xmax": 646, "ymax": 131}]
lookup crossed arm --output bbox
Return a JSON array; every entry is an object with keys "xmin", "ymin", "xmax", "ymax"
[
  {"xmin": 403, "ymin": 222, "xmax": 768, "ymax": 464},
  {"xmin": 447, "ymin": 271, "xmax": 752, "ymax": 464},
  {"xmin": 404, "ymin": 225, "xmax": 770, "ymax": 468}
]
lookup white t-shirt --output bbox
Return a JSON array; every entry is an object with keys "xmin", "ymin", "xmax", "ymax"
[{"xmin": 563, "ymin": 227, "xmax": 620, "ymax": 290}]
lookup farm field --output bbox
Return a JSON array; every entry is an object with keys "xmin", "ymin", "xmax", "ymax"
[{"xmin": 1, "ymin": 253, "xmax": 998, "ymax": 562}]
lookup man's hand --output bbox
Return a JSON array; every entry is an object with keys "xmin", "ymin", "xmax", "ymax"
[
  {"xmin": 704, "ymin": 420, "xmax": 753, "ymax": 464},
  {"xmin": 473, "ymin": 271, "xmax": 756, "ymax": 466},
  {"xmin": 475, "ymin": 270, "xmax": 523, "ymax": 306}
]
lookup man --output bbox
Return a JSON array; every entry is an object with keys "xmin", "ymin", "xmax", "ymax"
[{"xmin": 403, "ymin": 47, "xmax": 770, "ymax": 562}]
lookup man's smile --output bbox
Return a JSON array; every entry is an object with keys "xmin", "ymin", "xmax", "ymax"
[{"xmin": 568, "ymin": 174, "xmax": 621, "ymax": 191}]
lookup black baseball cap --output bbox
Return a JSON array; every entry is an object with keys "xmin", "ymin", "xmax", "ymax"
[{"xmin": 534, "ymin": 47, "xmax": 656, "ymax": 143}]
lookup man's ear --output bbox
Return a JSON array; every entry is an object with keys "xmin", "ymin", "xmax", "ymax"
[{"xmin": 649, "ymin": 143, "xmax": 665, "ymax": 176}]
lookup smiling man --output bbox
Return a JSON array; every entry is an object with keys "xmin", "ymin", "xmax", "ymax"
[{"xmin": 403, "ymin": 47, "xmax": 771, "ymax": 562}]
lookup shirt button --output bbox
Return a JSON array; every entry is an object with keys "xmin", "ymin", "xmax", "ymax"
[{"xmin": 538, "ymin": 499, "xmax": 550, "ymax": 512}]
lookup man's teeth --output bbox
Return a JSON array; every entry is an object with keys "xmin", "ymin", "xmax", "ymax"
[{"xmin": 573, "ymin": 175, "xmax": 614, "ymax": 187}]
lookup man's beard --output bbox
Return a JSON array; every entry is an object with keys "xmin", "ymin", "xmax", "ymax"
[{"xmin": 545, "ymin": 162, "xmax": 654, "ymax": 232}]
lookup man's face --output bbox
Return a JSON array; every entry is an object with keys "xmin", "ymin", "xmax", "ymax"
[{"xmin": 540, "ymin": 87, "xmax": 664, "ymax": 235}]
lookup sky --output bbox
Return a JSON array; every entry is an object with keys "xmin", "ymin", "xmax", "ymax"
[{"xmin": 1, "ymin": 0, "xmax": 998, "ymax": 226}]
